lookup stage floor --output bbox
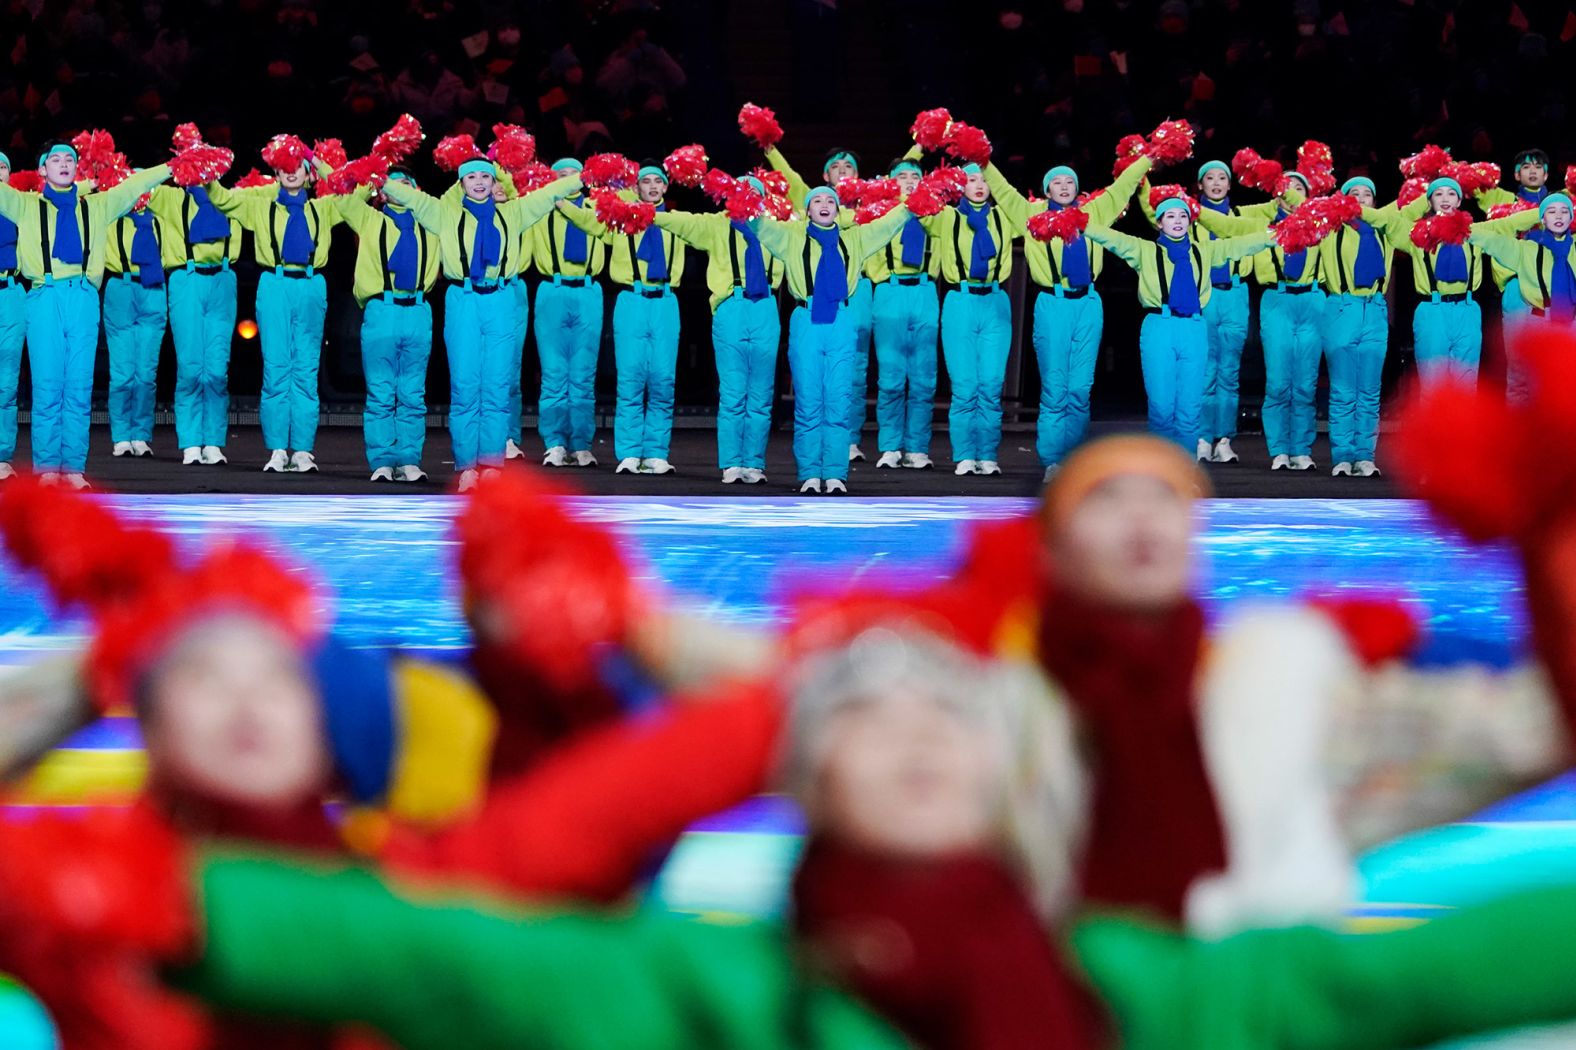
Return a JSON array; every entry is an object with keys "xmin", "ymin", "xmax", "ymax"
[{"xmin": 1, "ymin": 494, "xmax": 1568, "ymax": 934}]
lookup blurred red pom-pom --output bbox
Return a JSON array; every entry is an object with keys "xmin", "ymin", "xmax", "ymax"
[
  {"xmin": 943, "ymin": 122, "xmax": 991, "ymax": 166},
  {"xmin": 1409, "ymin": 210, "xmax": 1473, "ymax": 252},
  {"xmin": 582, "ymin": 152, "xmax": 639, "ymax": 190},
  {"xmin": 433, "ymin": 134, "xmax": 484, "ymax": 173},
  {"xmin": 234, "ymin": 167, "xmax": 276, "ymax": 189},
  {"xmin": 1394, "ymin": 378, "xmax": 1534, "ymax": 540},
  {"xmin": 854, "ymin": 198, "xmax": 901, "ymax": 225},
  {"xmin": 1027, "ymin": 205, "xmax": 1090, "ymax": 243},
  {"xmin": 1145, "ymin": 119, "xmax": 1194, "ymax": 166},
  {"xmin": 322, "ymin": 153, "xmax": 390, "ymax": 196},
  {"xmin": 1487, "ymin": 198, "xmax": 1538, "ymax": 221},
  {"xmin": 1397, "ymin": 176, "xmax": 1428, "ymax": 207},
  {"xmin": 169, "ymin": 144, "xmax": 234, "ymax": 188},
  {"xmin": 662, "ymin": 144, "xmax": 708, "ymax": 187},
  {"xmin": 725, "ymin": 185, "xmax": 766, "ymax": 222},
  {"xmin": 738, "ymin": 102, "xmax": 783, "ymax": 150},
  {"xmin": 311, "ymin": 138, "xmax": 347, "ymax": 172},
  {"xmin": 591, "ymin": 189, "xmax": 656, "ymax": 235},
  {"xmin": 170, "ymin": 122, "xmax": 203, "ymax": 152},
  {"xmin": 260, "ymin": 133, "xmax": 311, "ymax": 174},
  {"xmin": 7, "ymin": 170, "xmax": 42, "ymax": 193},
  {"xmin": 701, "ymin": 168, "xmax": 737, "ymax": 203},
  {"xmin": 514, "ymin": 161, "xmax": 558, "ymax": 192},
  {"xmin": 910, "ymin": 107, "xmax": 954, "ymax": 151},
  {"xmin": 1399, "ymin": 144, "xmax": 1452, "ymax": 181},
  {"xmin": 372, "ymin": 114, "xmax": 424, "ymax": 164}
]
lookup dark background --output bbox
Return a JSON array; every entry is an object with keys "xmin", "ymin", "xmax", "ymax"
[{"xmin": 5, "ymin": 0, "xmax": 1570, "ymax": 425}]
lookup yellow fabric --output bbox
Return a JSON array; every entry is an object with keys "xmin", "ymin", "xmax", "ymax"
[
  {"xmin": 985, "ymin": 156, "xmax": 1151, "ymax": 289},
  {"xmin": 0, "ymin": 164, "xmax": 171, "ymax": 286},
  {"xmin": 202, "ymin": 181, "xmax": 343, "ymax": 270},
  {"xmin": 531, "ymin": 197, "xmax": 608, "ymax": 278},
  {"xmin": 1316, "ymin": 200, "xmax": 1413, "ymax": 296},
  {"xmin": 1372, "ymin": 197, "xmax": 1536, "ymax": 296},
  {"xmin": 336, "ymin": 186, "xmax": 442, "ymax": 307},
  {"xmin": 1472, "ymin": 221, "xmax": 1574, "ymax": 308},
  {"xmin": 382, "ymin": 659, "xmax": 497, "ymax": 829},
  {"xmin": 1143, "ymin": 180, "xmax": 1291, "ymax": 281},
  {"xmin": 752, "ymin": 206, "xmax": 912, "ymax": 302},
  {"xmin": 652, "ymin": 209, "xmax": 784, "ymax": 312},
  {"xmin": 1083, "ymin": 224, "xmax": 1273, "ymax": 310},
  {"xmin": 560, "ymin": 201, "xmax": 687, "ymax": 287},
  {"xmin": 145, "ymin": 185, "xmax": 245, "ymax": 267},
  {"xmin": 381, "ymin": 174, "xmax": 579, "ymax": 283},
  {"xmin": 1473, "ymin": 187, "xmax": 1532, "ymax": 289},
  {"xmin": 918, "ymin": 203, "xmax": 1021, "ymax": 285},
  {"xmin": 103, "ymin": 209, "xmax": 180, "ymax": 276},
  {"xmin": 9, "ymin": 748, "xmax": 146, "ymax": 805}
]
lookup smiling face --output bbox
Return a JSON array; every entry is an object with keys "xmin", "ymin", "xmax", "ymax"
[
  {"xmin": 963, "ymin": 170, "xmax": 991, "ymax": 204},
  {"xmin": 1199, "ymin": 168, "xmax": 1231, "ymax": 202},
  {"xmin": 275, "ymin": 162, "xmax": 309, "ymax": 191},
  {"xmin": 637, "ymin": 172, "xmax": 668, "ymax": 203},
  {"xmin": 140, "ymin": 615, "xmax": 331, "ymax": 812},
  {"xmin": 1050, "ymin": 473, "xmax": 1195, "ymax": 612},
  {"xmin": 1159, "ymin": 207, "xmax": 1191, "ymax": 238},
  {"xmin": 1046, "ymin": 174, "xmax": 1078, "ymax": 205},
  {"xmin": 1431, "ymin": 187, "xmax": 1461, "ymax": 215},
  {"xmin": 41, "ymin": 151, "xmax": 77, "ymax": 189},
  {"xmin": 462, "ymin": 170, "xmax": 497, "ymax": 201},
  {"xmin": 807, "ymin": 192, "xmax": 840, "ymax": 226},
  {"xmin": 1544, "ymin": 201, "xmax": 1572, "ymax": 235},
  {"xmin": 825, "ymin": 156, "xmax": 858, "ymax": 185}
]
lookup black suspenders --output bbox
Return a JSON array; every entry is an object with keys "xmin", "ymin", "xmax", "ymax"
[{"xmin": 38, "ymin": 198, "xmax": 91, "ymax": 278}]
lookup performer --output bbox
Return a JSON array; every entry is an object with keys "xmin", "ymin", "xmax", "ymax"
[
  {"xmin": 1471, "ymin": 192, "xmax": 1576, "ymax": 329},
  {"xmin": 652, "ymin": 176, "xmax": 784, "ymax": 484},
  {"xmin": 1083, "ymin": 199, "xmax": 1271, "ymax": 450},
  {"xmin": 531, "ymin": 158, "xmax": 606, "ymax": 469},
  {"xmin": 1477, "ymin": 148, "xmax": 1551, "ymax": 400},
  {"xmin": 750, "ymin": 187, "xmax": 911, "ymax": 492},
  {"xmin": 0, "ymin": 153, "xmax": 25, "ymax": 483},
  {"xmin": 336, "ymin": 167, "xmax": 441, "ymax": 483},
  {"xmin": 986, "ymin": 152, "xmax": 1153, "ymax": 480},
  {"xmin": 384, "ymin": 160, "xmax": 580, "ymax": 490},
  {"xmin": 0, "ymin": 142, "xmax": 170, "ymax": 489},
  {"xmin": 102, "ymin": 189, "xmax": 171, "ymax": 459},
  {"xmin": 561, "ymin": 165, "xmax": 687, "ymax": 475},
  {"xmin": 202, "ymin": 136, "xmax": 343, "ymax": 474}
]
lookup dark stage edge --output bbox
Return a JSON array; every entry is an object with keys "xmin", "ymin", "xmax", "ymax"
[{"xmin": 11, "ymin": 422, "xmax": 1400, "ymax": 498}]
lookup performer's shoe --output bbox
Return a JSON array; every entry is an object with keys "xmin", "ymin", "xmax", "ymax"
[
  {"xmin": 263, "ymin": 450, "xmax": 290, "ymax": 472},
  {"xmin": 542, "ymin": 446, "xmax": 569, "ymax": 467},
  {"xmin": 875, "ymin": 451, "xmax": 902, "ymax": 468},
  {"xmin": 799, "ymin": 478, "xmax": 823, "ymax": 493},
  {"xmin": 642, "ymin": 458, "xmax": 675, "ymax": 475},
  {"xmin": 722, "ymin": 467, "xmax": 744, "ymax": 484},
  {"xmin": 397, "ymin": 465, "xmax": 428, "ymax": 482},
  {"xmin": 1195, "ymin": 438, "xmax": 1213, "ymax": 463},
  {"xmin": 183, "ymin": 447, "xmax": 203, "ymax": 465},
  {"xmin": 0, "ymin": 462, "xmax": 14, "ymax": 482},
  {"xmin": 1288, "ymin": 455, "xmax": 1316, "ymax": 471},
  {"xmin": 505, "ymin": 439, "xmax": 526, "ymax": 460},
  {"xmin": 1043, "ymin": 465, "xmax": 1060, "ymax": 483},
  {"xmin": 38, "ymin": 472, "xmax": 60, "ymax": 486},
  {"xmin": 1355, "ymin": 460, "xmax": 1382, "ymax": 477},
  {"xmin": 1270, "ymin": 454, "xmax": 1291, "ymax": 471},
  {"xmin": 954, "ymin": 459, "xmax": 978, "ymax": 476},
  {"xmin": 902, "ymin": 452, "xmax": 933, "ymax": 469},
  {"xmin": 825, "ymin": 478, "xmax": 848, "ymax": 494},
  {"xmin": 848, "ymin": 444, "xmax": 866, "ymax": 462},
  {"xmin": 62, "ymin": 473, "xmax": 91, "ymax": 491},
  {"xmin": 130, "ymin": 441, "xmax": 153, "ymax": 457},
  {"xmin": 1213, "ymin": 438, "xmax": 1239, "ymax": 463},
  {"xmin": 1331, "ymin": 462, "xmax": 1353, "ymax": 477},
  {"xmin": 457, "ymin": 468, "xmax": 480, "ymax": 493},
  {"xmin": 573, "ymin": 449, "xmax": 598, "ymax": 468},
  {"xmin": 616, "ymin": 458, "xmax": 641, "ymax": 474},
  {"xmin": 974, "ymin": 460, "xmax": 1002, "ymax": 475},
  {"xmin": 742, "ymin": 468, "xmax": 766, "ymax": 484},
  {"xmin": 370, "ymin": 466, "xmax": 396, "ymax": 482},
  {"xmin": 290, "ymin": 451, "xmax": 318, "ymax": 473},
  {"xmin": 200, "ymin": 446, "xmax": 227, "ymax": 465},
  {"xmin": 112, "ymin": 442, "xmax": 133, "ymax": 457}
]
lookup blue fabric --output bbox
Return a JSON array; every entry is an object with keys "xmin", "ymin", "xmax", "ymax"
[
  {"xmin": 255, "ymin": 269, "xmax": 328, "ymax": 451},
  {"xmin": 731, "ymin": 220, "xmax": 770, "ymax": 298},
  {"xmin": 0, "ymin": 216, "xmax": 17, "ymax": 271},
  {"xmin": 275, "ymin": 188, "xmax": 314, "ymax": 266},
  {"xmin": 128, "ymin": 210, "xmax": 165, "ymax": 288},
  {"xmin": 446, "ymin": 282, "xmax": 520, "ymax": 468},
  {"xmin": 23, "ymin": 277, "xmax": 100, "ymax": 472},
  {"xmin": 103, "ymin": 277, "xmax": 166, "ymax": 441},
  {"xmin": 168, "ymin": 267, "xmax": 236, "ymax": 449},
  {"xmin": 1273, "ymin": 207, "xmax": 1308, "ymax": 280},
  {"xmin": 872, "ymin": 278, "xmax": 939, "ymax": 455},
  {"xmin": 1033, "ymin": 287, "xmax": 1102, "ymax": 466},
  {"xmin": 613, "ymin": 289, "xmax": 680, "ymax": 460},
  {"xmin": 562, "ymin": 199, "xmax": 589, "ymax": 265},
  {"xmin": 0, "ymin": 282, "xmax": 25, "ymax": 462},
  {"xmin": 958, "ymin": 200, "xmax": 997, "ymax": 281},
  {"xmin": 846, "ymin": 277, "xmax": 873, "ymax": 440},
  {"xmin": 313, "ymin": 638, "xmax": 396, "ymax": 805},
  {"xmin": 1138, "ymin": 312, "xmax": 1210, "ymax": 449},
  {"xmin": 1200, "ymin": 279, "xmax": 1250, "ymax": 442},
  {"xmin": 1046, "ymin": 201, "xmax": 1091, "ymax": 287},
  {"xmin": 386, "ymin": 206, "xmax": 419, "ymax": 291},
  {"xmin": 361, "ymin": 296, "xmax": 433, "ymax": 469},
  {"xmin": 788, "ymin": 304, "xmax": 859, "ymax": 481},
  {"xmin": 899, "ymin": 213, "xmax": 927, "ymax": 268},
  {"xmin": 1160, "ymin": 235, "xmax": 1201, "ymax": 316},
  {"xmin": 1324, "ymin": 293, "xmax": 1388, "ymax": 463},
  {"xmin": 534, "ymin": 280, "xmax": 604, "ymax": 452},
  {"xmin": 807, "ymin": 223, "xmax": 847, "ymax": 325},
  {"xmin": 185, "ymin": 185, "xmax": 230, "ymax": 243},
  {"xmin": 635, "ymin": 204, "xmax": 669, "ymax": 282},
  {"xmin": 1526, "ymin": 229, "xmax": 1576, "ymax": 320},
  {"xmin": 940, "ymin": 286, "xmax": 1012, "ymax": 463},
  {"xmin": 1519, "ymin": 185, "xmax": 1550, "ymax": 205},
  {"xmin": 1200, "ymin": 196, "xmax": 1232, "ymax": 284},
  {"xmin": 461, "ymin": 196, "xmax": 501, "ymax": 282},
  {"xmin": 713, "ymin": 294, "xmax": 780, "ymax": 470},
  {"xmin": 1413, "ymin": 299, "xmax": 1483, "ymax": 385},
  {"xmin": 1351, "ymin": 219, "xmax": 1386, "ymax": 288},
  {"xmin": 42, "ymin": 185, "xmax": 83, "ymax": 265},
  {"xmin": 1260, "ymin": 287, "xmax": 1327, "ymax": 457},
  {"xmin": 1434, "ymin": 243, "xmax": 1469, "ymax": 283}
]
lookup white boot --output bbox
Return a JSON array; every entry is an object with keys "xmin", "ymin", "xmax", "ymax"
[
  {"xmin": 825, "ymin": 478, "xmax": 847, "ymax": 494},
  {"xmin": 954, "ymin": 459, "xmax": 978, "ymax": 476},
  {"xmin": 112, "ymin": 441, "xmax": 133, "ymax": 457},
  {"xmin": 642, "ymin": 458, "xmax": 675, "ymax": 475},
  {"xmin": 742, "ymin": 468, "xmax": 766, "ymax": 484},
  {"xmin": 573, "ymin": 449, "xmax": 598, "ymax": 468},
  {"xmin": 902, "ymin": 452, "xmax": 933, "ymax": 469},
  {"xmin": 1270, "ymin": 454, "xmax": 1290, "ymax": 471},
  {"xmin": 263, "ymin": 449, "xmax": 289, "ymax": 472},
  {"xmin": 1213, "ymin": 438, "xmax": 1239, "ymax": 463},
  {"xmin": 1331, "ymin": 462, "xmax": 1353, "ymax": 477},
  {"xmin": 616, "ymin": 457, "xmax": 641, "ymax": 474},
  {"xmin": 183, "ymin": 447, "xmax": 203, "ymax": 466},
  {"xmin": 1355, "ymin": 460, "xmax": 1382, "ymax": 477},
  {"xmin": 397, "ymin": 464, "xmax": 428, "ymax": 482},
  {"xmin": 370, "ymin": 466, "xmax": 395, "ymax": 482},
  {"xmin": 799, "ymin": 478, "xmax": 823, "ymax": 493},
  {"xmin": 200, "ymin": 446, "xmax": 227, "ymax": 465},
  {"xmin": 62, "ymin": 473, "xmax": 90, "ymax": 491},
  {"xmin": 1195, "ymin": 438, "xmax": 1213, "ymax": 463},
  {"xmin": 875, "ymin": 451, "xmax": 902, "ymax": 469},
  {"xmin": 457, "ymin": 468, "xmax": 480, "ymax": 493},
  {"xmin": 1288, "ymin": 455, "xmax": 1315, "ymax": 471},
  {"xmin": 38, "ymin": 472, "xmax": 60, "ymax": 486},
  {"xmin": 1043, "ymin": 465, "xmax": 1060, "ymax": 483},
  {"xmin": 542, "ymin": 446, "xmax": 569, "ymax": 467},
  {"xmin": 974, "ymin": 460, "xmax": 1001, "ymax": 475},
  {"xmin": 505, "ymin": 439, "xmax": 526, "ymax": 460},
  {"xmin": 0, "ymin": 462, "xmax": 14, "ymax": 481},
  {"xmin": 848, "ymin": 444, "xmax": 866, "ymax": 462},
  {"xmin": 290, "ymin": 451, "xmax": 318, "ymax": 473},
  {"xmin": 721, "ymin": 467, "xmax": 744, "ymax": 484},
  {"xmin": 130, "ymin": 441, "xmax": 153, "ymax": 457}
]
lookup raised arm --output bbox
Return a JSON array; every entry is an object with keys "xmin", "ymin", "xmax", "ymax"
[
  {"xmin": 552, "ymin": 196, "xmax": 610, "ymax": 243},
  {"xmin": 333, "ymin": 184, "xmax": 379, "ymax": 232},
  {"xmin": 1207, "ymin": 231, "xmax": 1276, "ymax": 265},
  {"xmin": 763, "ymin": 146, "xmax": 812, "ymax": 213},
  {"xmin": 1081, "ymin": 223, "xmax": 1147, "ymax": 267},
  {"xmin": 1085, "ymin": 155, "xmax": 1153, "ymax": 227},
  {"xmin": 982, "ymin": 163, "xmax": 1029, "ymax": 228},
  {"xmin": 1196, "ymin": 207, "xmax": 1274, "ymax": 238},
  {"xmin": 1471, "ymin": 206, "xmax": 1542, "ymax": 238},
  {"xmin": 749, "ymin": 215, "xmax": 800, "ymax": 261},
  {"xmin": 501, "ymin": 174, "xmax": 584, "ymax": 230},
  {"xmin": 0, "ymin": 182, "xmax": 30, "ymax": 224},
  {"xmin": 381, "ymin": 177, "xmax": 449, "ymax": 235},
  {"xmin": 653, "ymin": 208, "xmax": 721, "ymax": 249},
  {"xmin": 850, "ymin": 203, "xmax": 913, "ymax": 264},
  {"xmin": 100, "ymin": 164, "xmax": 171, "ymax": 220}
]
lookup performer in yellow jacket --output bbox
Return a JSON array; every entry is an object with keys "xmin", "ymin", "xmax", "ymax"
[{"xmin": 102, "ymin": 191, "xmax": 176, "ymax": 459}]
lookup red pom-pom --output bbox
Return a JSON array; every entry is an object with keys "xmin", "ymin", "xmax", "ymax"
[
  {"xmin": 1147, "ymin": 183, "xmax": 1200, "ymax": 221},
  {"xmin": 910, "ymin": 108, "xmax": 954, "ymax": 151},
  {"xmin": 701, "ymin": 168, "xmax": 737, "ymax": 203},
  {"xmin": 171, "ymin": 122, "xmax": 203, "ymax": 152},
  {"xmin": 322, "ymin": 153, "xmax": 390, "ymax": 196},
  {"xmin": 662, "ymin": 144, "xmax": 708, "ymax": 188},
  {"xmin": 6, "ymin": 170, "xmax": 42, "ymax": 193},
  {"xmin": 1231, "ymin": 147, "xmax": 1262, "ymax": 183},
  {"xmin": 1272, "ymin": 193, "xmax": 1362, "ymax": 254},
  {"xmin": 87, "ymin": 154, "xmax": 132, "ymax": 191},
  {"xmin": 854, "ymin": 198, "xmax": 901, "ymax": 225},
  {"xmin": 70, "ymin": 129, "xmax": 116, "ymax": 168},
  {"xmin": 169, "ymin": 144, "xmax": 234, "ymax": 188},
  {"xmin": 763, "ymin": 192, "xmax": 795, "ymax": 220},
  {"xmin": 1394, "ymin": 378, "xmax": 1534, "ymax": 540},
  {"xmin": 1487, "ymin": 198, "xmax": 1539, "ymax": 221},
  {"xmin": 1027, "ymin": 205, "xmax": 1090, "ymax": 243},
  {"xmin": 1397, "ymin": 176, "xmax": 1428, "ymax": 207},
  {"xmin": 926, "ymin": 164, "xmax": 968, "ymax": 202},
  {"xmin": 1399, "ymin": 144, "xmax": 1452, "ymax": 181},
  {"xmin": 904, "ymin": 184, "xmax": 944, "ymax": 218},
  {"xmin": 752, "ymin": 168, "xmax": 790, "ymax": 199},
  {"xmin": 514, "ymin": 161, "xmax": 558, "ymax": 193},
  {"xmin": 942, "ymin": 122, "xmax": 991, "ymax": 166},
  {"xmin": 591, "ymin": 189, "xmax": 656, "ymax": 235},
  {"xmin": 1233, "ymin": 149, "xmax": 1286, "ymax": 194},
  {"xmin": 312, "ymin": 138, "xmax": 347, "ymax": 172},
  {"xmin": 372, "ymin": 113, "xmax": 424, "ymax": 164},
  {"xmin": 1409, "ymin": 210, "xmax": 1473, "ymax": 252},
  {"xmin": 738, "ymin": 102, "xmax": 783, "ymax": 150},
  {"xmin": 260, "ymin": 133, "xmax": 311, "ymax": 174},
  {"xmin": 726, "ymin": 185, "xmax": 766, "ymax": 222},
  {"xmin": 1305, "ymin": 595, "xmax": 1423, "ymax": 666},
  {"xmin": 1295, "ymin": 139, "xmax": 1335, "ymax": 194},
  {"xmin": 836, "ymin": 178, "xmax": 864, "ymax": 207},
  {"xmin": 492, "ymin": 133, "xmax": 538, "ymax": 178},
  {"xmin": 1567, "ymin": 165, "xmax": 1576, "ymax": 192},
  {"xmin": 433, "ymin": 134, "xmax": 484, "ymax": 173},
  {"xmin": 233, "ymin": 167, "xmax": 275, "ymax": 189},
  {"xmin": 1437, "ymin": 160, "xmax": 1499, "ymax": 197},
  {"xmin": 582, "ymin": 152, "xmax": 639, "ymax": 190},
  {"xmin": 1145, "ymin": 119, "xmax": 1195, "ymax": 166}
]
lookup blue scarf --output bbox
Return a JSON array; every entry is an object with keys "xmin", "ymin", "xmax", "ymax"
[
  {"xmin": 129, "ymin": 210, "xmax": 164, "ymax": 288},
  {"xmin": 899, "ymin": 212, "xmax": 926, "ymax": 268},
  {"xmin": 807, "ymin": 222, "xmax": 847, "ymax": 325},
  {"xmin": 185, "ymin": 185, "xmax": 230, "ymax": 243},
  {"xmin": 1434, "ymin": 241, "xmax": 1469, "ymax": 284},
  {"xmin": 1200, "ymin": 196, "xmax": 1231, "ymax": 284},
  {"xmin": 958, "ymin": 200, "xmax": 997, "ymax": 281},
  {"xmin": 1351, "ymin": 218, "xmax": 1386, "ymax": 289},
  {"xmin": 0, "ymin": 216, "xmax": 16, "ymax": 272},
  {"xmin": 386, "ymin": 205, "xmax": 419, "ymax": 291},
  {"xmin": 731, "ymin": 219, "xmax": 769, "ymax": 299},
  {"xmin": 1274, "ymin": 206, "xmax": 1307, "ymax": 281},
  {"xmin": 1160, "ymin": 235, "xmax": 1200, "ymax": 316},
  {"xmin": 462, "ymin": 196, "xmax": 501, "ymax": 282},
  {"xmin": 635, "ymin": 204, "xmax": 668, "ymax": 282},
  {"xmin": 1527, "ymin": 228, "xmax": 1576, "ymax": 319},
  {"xmin": 1519, "ymin": 185, "xmax": 1550, "ymax": 205},
  {"xmin": 276, "ymin": 188, "xmax": 314, "ymax": 265},
  {"xmin": 43, "ymin": 185, "xmax": 83, "ymax": 265},
  {"xmin": 562, "ymin": 196, "xmax": 588, "ymax": 265},
  {"xmin": 1045, "ymin": 200, "xmax": 1090, "ymax": 287}
]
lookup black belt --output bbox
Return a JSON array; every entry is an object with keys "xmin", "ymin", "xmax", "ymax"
[
  {"xmin": 1212, "ymin": 281, "xmax": 1237, "ymax": 291},
  {"xmin": 278, "ymin": 269, "xmax": 312, "ymax": 280},
  {"xmin": 1143, "ymin": 307, "xmax": 1200, "ymax": 318},
  {"xmin": 1275, "ymin": 283, "xmax": 1316, "ymax": 295},
  {"xmin": 192, "ymin": 264, "xmax": 226, "ymax": 276},
  {"xmin": 469, "ymin": 283, "xmax": 502, "ymax": 296},
  {"xmin": 1435, "ymin": 292, "xmax": 1471, "ymax": 304},
  {"xmin": 0, "ymin": 273, "xmax": 15, "ymax": 289},
  {"xmin": 635, "ymin": 287, "xmax": 669, "ymax": 299},
  {"xmin": 1049, "ymin": 285, "xmax": 1090, "ymax": 300},
  {"xmin": 388, "ymin": 296, "xmax": 422, "ymax": 307},
  {"xmin": 555, "ymin": 276, "xmax": 590, "ymax": 287},
  {"xmin": 892, "ymin": 275, "xmax": 928, "ymax": 286},
  {"xmin": 964, "ymin": 284, "xmax": 996, "ymax": 296}
]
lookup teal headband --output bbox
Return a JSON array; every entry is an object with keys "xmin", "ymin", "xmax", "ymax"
[
  {"xmin": 1196, "ymin": 159, "xmax": 1229, "ymax": 182},
  {"xmin": 638, "ymin": 165, "xmax": 668, "ymax": 184},
  {"xmin": 387, "ymin": 171, "xmax": 414, "ymax": 187},
  {"xmin": 1042, "ymin": 165, "xmax": 1079, "ymax": 193},
  {"xmin": 1518, "ymin": 153, "xmax": 1548, "ymax": 169},
  {"xmin": 1155, "ymin": 197, "xmax": 1190, "ymax": 219},
  {"xmin": 39, "ymin": 144, "xmax": 76, "ymax": 167},
  {"xmin": 823, "ymin": 151, "xmax": 856, "ymax": 174},
  {"xmin": 1427, "ymin": 177, "xmax": 1462, "ymax": 200},
  {"xmin": 1540, "ymin": 192, "xmax": 1572, "ymax": 219},
  {"xmin": 1284, "ymin": 170, "xmax": 1312, "ymax": 191},
  {"xmin": 0, "ymin": 152, "xmax": 9, "ymax": 169},
  {"xmin": 889, "ymin": 160, "xmax": 922, "ymax": 178},
  {"xmin": 806, "ymin": 185, "xmax": 839, "ymax": 205},
  {"xmin": 551, "ymin": 158, "xmax": 583, "ymax": 173},
  {"xmin": 960, "ymin": 163, "xmax": 982, "ymax": 176},
  {"xmin": 457, "ymin": 159, "xmax": 494, "ymax": 180},
  {"xmin": 1341, "ymin": 176, "xmax": 1376, "ymax": 196},
  {"xmin": 739, "ymin": 175, "xmax": 766, "ymax": 195}
]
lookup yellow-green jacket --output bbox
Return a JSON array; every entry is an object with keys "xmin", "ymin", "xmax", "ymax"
[
  {"xmin": 1191, "ymin": 199, "xmax": 1321, "ymax": 288},
  {"xmin": 1315, "ymin": 200, "xmax": 1412, "ymax": 297},
  {"xmin": 0, "ymin": 165, "xmax": 171, "ymax": 286},
  {"xmin": 986, "ymin": 156, "xmax": 1151, "ymax": 290},
  {"xmin": 752, "ymin": 206, "xmax": 911, "ymax": 304},
  {"xmin": 381, "ymin": 175, "xmax": 579, "ymax": 284},
  {"xmin": 1471, "ymin": 219, "xmax": 1574, "ymax": 310},
  {"xmin": 651, "ymin": 209, "xmax": 784, "ymax": 312},
  {"xmin": 1475, "ymin": 185, "xmax": 1546, "ymax": 289},
  {"xmin": 532, "ymin": 194, "xmax": 607, "ymax": 279},
  {"xmin": 560, "ymin": 202, "xmax": 687, "ymax": 288},
  {"xmin": 1141, "ymin": 191, "xmax": 1272, "ymax": 283},
  {"xmin": 203, "ymin": 182, "xmax": 343, "ymax": 270},
  {"xmin": 1082, "ymin": 225, "xmax": 1274, "ymax": 311},
  {"xmin": 918, "ymin": 201, "xmax": 1020, "ymax": 285},
  {"xmin": 103, "ymin": 207, "xmax": 180, "ymax": 278},
  {"xmin": 145, "ymin": 185, "xmax": 245, "ymax": 269},
  {"xmin": 336, "ymin": 186, "xmax": 442, "ymax": 307},
  {"xmin": 1370, "ymin": 197, "xmax": 1536, "ymax": 296}
]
